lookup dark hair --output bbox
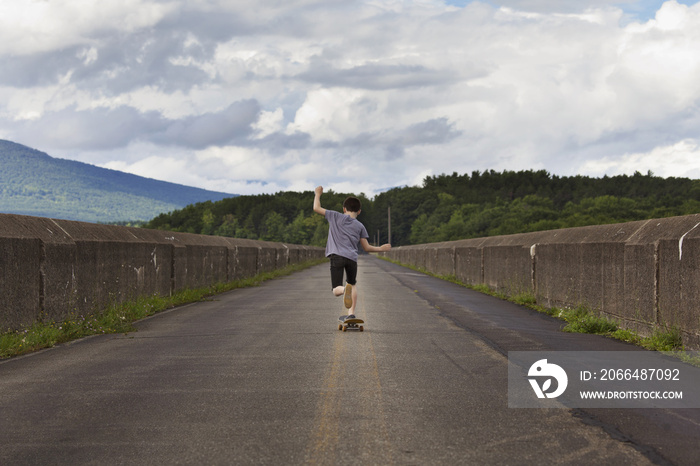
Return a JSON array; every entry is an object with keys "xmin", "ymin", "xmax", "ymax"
[{"xmin": 343, "ymin": 196, "xmax": 362, "ymax": 213}]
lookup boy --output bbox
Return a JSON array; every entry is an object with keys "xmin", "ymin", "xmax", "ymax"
[{"xmin": 313, "ymin": 186, "xmax": 391, "ymax": 319}]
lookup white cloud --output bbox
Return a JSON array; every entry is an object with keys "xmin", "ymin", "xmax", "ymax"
[
  {"xmin": 286, "ymin": 88, "xmax": 371, "ymax": 142},
  {"xmin": 253, "ymin": 108, "xmax": 285, "ymax": 139},
  {"xmin": 579, "ymin": 139, "xmax": 700, "ymax": 178},
  {"xmin": 0, "ymin": 0, "xmax": 174, "ymax": 55},
  {"xmin": 1, "ymin": 0, "xmax": 700, "ymax": 197}
]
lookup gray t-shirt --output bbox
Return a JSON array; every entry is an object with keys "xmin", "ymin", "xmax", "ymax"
[{"xmin": 324, "ymin": 210, "xmax": 369, "ymax": 262}]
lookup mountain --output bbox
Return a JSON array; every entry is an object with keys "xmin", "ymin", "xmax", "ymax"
[{"xmin": 0, "ymin": 140, "xmax": 236, "ymax": 223}]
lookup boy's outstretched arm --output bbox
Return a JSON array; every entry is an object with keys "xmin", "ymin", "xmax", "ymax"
[
  {"xmin": 360, "ymin": 238, "xmax": 391, "ymax": 253},
  {"xmin": 313, "ymin": 186, "xmax": 326, "ymax": 216}
]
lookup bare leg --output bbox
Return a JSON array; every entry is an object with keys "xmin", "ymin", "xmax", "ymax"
[
  {"xmin": 333, "ymin": 286, "xmax": 344, "ymax": 297},
  {"xmin": 348, "ymin": 284, "xmax": 358, "ymax": 315}
]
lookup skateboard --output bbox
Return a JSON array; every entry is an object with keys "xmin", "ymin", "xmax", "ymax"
[{"xmin": 338, "ymin": 316, "xmax": 364, "ymax": 332}]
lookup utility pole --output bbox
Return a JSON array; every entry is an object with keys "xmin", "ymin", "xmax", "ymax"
[{"xmin": 388, "ymin": 206, "xmax": 391, "ymax": 245}]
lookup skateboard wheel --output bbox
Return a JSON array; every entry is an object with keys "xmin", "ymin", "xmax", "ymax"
[
  {"xmin": 359, "ymin": 326, "xmax": 364, "ymax": 332},
  {"xmin": 342, "ymin": 325, "xmax": 347, "ymax": 332},
  {"xmin": 338, "ymin": 324, "xmax": 343, "ymax": 331}
]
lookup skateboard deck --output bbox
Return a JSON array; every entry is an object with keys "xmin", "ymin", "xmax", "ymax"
[{"xmin": 338, "ymin": 316, "xmax": 364, "ymax": 332}]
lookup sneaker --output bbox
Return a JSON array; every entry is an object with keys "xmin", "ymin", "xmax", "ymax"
[
  {"xmin": 343, "ymin": 284, "xmax": 353, "ymax": 309},
  {"xmin": 346, "ymin": 314, "xmax": 356, "ymax": 320}
]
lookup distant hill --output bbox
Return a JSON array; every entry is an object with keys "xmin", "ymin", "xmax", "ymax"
[{"xmin": 0, "ymin": 140, "xmax": 236, "ymax": 223}]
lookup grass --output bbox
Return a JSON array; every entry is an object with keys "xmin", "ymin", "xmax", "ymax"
[
  {"xmin": 558, "ymin": 306, "xmax": 620, "ymax": 335},
  {"xmin": 378, "ymin": 256, "xmax": 688, "ymax": 354},
  {"xmin": 0, "ymin": 258, "xmax": 326, "ymax": 360}
]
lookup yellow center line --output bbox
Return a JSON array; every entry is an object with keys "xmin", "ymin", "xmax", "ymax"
[
  {"xmin": 358, "ymin": 291, "xmax": 394, "ymax": 465},
  {"xmin": 306, "ymin": 333, "xmax": 345, "ymax": 464}
]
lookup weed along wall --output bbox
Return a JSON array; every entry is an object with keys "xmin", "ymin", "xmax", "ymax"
[
  {"xmin": 381, "ymin": 214, "xmax": 700, "ymax": 349},
  {"xmin": 0, "ymin": 213, "xmax": 324, "ymax": 332}
]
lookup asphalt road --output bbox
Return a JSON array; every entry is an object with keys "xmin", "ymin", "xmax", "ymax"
[{"xmin": 1, "ymin": 256, "xmax": 697, "ymax": 465}]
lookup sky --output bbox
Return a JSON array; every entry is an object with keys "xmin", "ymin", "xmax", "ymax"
[{"xmin": 1, "ymin": 0, "xmax": 700, "ymax": 196}]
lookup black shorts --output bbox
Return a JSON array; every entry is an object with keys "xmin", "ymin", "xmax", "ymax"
[{"xmin": 329, "ymin": 254, "xmax": 358, "ymax": 289}]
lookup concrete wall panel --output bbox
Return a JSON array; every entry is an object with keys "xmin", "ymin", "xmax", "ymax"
[
  {"xmin": 622, "ymin": 243, "xmax": 657, "ymax": 332},
  {"xmin": 233, "ymin": 246, "xmax": 259, "ymax": 280},
  {"xmin": 677, "ymin": 237, "xmax": 700, "ymax": 347},
  {"xmin": 483, "ymin": 245, "xmax": 531, "ymax": 295},
  {"xmin": 0, "ymin": 238, "xmax": 43, "ymax": 330},
  {"xmin": 41, "ymin": 242, "xmax": 79, "ymax": 323},
  {"xmin": 657, "ymin": 238, "xmax": 682, "ymax": 330},
  {"xmin": 535, "ymin": 243, "xmax": 581, "ymax": 309},
  {"xmin": 435, "ymin": 246, "xmax": 455, "ymax": 277},
  {"xmin": 455, "ymin": 247, "xmax": 481, "ymax": 285}
]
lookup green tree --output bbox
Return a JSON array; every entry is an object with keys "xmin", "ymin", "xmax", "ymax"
[
  {"xmin": 214, "ymin": 214, "xmax": 239, "ymax": 237},
  {"xmin": 201, "ymin": 209, "xmax": 216, "ymax": 235},
  {"xmin": 261, "ymin": 211, "xmax": 286, "ymax": 242}
]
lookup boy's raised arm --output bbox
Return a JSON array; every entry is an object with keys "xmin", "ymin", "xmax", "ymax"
[{"xmin": 313, "ymin": 186, "xmax": 326, "ymax": 216}]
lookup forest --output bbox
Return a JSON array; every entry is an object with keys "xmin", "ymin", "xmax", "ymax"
[{"xmin": 144, "ymin": 170, "xmax": 700, "ymax": 247}]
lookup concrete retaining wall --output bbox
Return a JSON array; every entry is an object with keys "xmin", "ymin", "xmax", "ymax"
[
  {"xmin": 381, "ymin": 214, "xmax": 700, "ymax": 349},
  {"xmin": 0, "ymin": 214, "xmax": 324, "ymax": 331}
]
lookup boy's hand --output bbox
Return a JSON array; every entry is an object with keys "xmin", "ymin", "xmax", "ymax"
[
  {"xmin": 381, "ymin": 244, "xmax": 391, "ymax": 251},
  {"xmin": 313, "ymin": 186, "xmax": 326, "ymax": 215}
]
